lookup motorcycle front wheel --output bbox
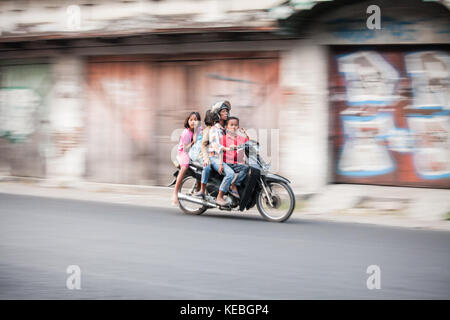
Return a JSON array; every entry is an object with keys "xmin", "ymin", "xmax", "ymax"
[
  {"xmin": 178, "ymin": 176, "xmax": 207, "ymax": 215},
  {"xmin": 256, "ymin": 181, "xmax": 295, "ymax": 222}
]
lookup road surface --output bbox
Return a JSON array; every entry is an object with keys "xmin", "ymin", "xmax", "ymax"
[{"xmin": 0, "ymin": 193, "xmax": 449, "ymax": 299}]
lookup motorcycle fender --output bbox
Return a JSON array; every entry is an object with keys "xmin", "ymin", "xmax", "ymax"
[
  {"xmin": 239, "ymin": 168, "xmax": 261, "ymax": 211},
  {"xmin": 168, "ymin": 170, "xmax": 179, "ymax": 187},
  {"xmin": 264, "ymin": 173, "xmax": 291, "ymax": 185}
]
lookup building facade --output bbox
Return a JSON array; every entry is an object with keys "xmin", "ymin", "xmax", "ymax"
[{"xmin": 0, "ymin": 0, "xmax": 449, "ymax": 192}]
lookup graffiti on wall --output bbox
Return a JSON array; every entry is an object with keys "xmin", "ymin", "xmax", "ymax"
[
  {"xmin": 406, "ymin": 114, "xmax": 449, "ymax": 179},
  {"xmin": 336, "ymin": 51, "xmax": 400, "ymax": 176},
  {"xmin": 205, "ymin": 73, "xmax": 269, "ymax": 109},
  {"xmin": 337, "ymin": 51, "xmax": 400, "ymax": 107},
  {"xmin": 333, "ymin": 50, "xmax": 450, "ymax": 186},
  {"xmin": 0, "ymin": 87, "xmax": 41, "ymax": 143},
  {"xmin": 405, "ymin": 51, "xmax": 449, "ymax": 110},
  {"xmin": 337, "ymin": 112, "xmax": 397, "ymax": 177}
]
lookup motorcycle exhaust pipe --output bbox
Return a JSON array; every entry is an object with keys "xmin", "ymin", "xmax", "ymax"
[{"xmin": 178, "ymin": 193, "xmax": 218, "ymax": 208}]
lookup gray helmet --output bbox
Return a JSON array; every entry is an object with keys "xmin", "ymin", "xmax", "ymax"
[{"xmin": 211, "ymin": 100, "xmax": 231, "ymax": 114}]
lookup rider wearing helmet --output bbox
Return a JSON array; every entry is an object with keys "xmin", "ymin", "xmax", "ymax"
[
  {"xmin": 206, "ymin": 100, "xmax": 237, "ymax": 206},
  {"xmin": 210, "ymin": 100, "xmax": 231, "ymax": 123}
]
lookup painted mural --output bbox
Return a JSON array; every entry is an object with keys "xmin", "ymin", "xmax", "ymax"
[
  {"xmin": 0, "ymin": 62, "xmax": 51, "ymax": 177},
  {"xmin": 331, "ymin": 49, "xmax": 450, "ymax": 188},
  {"xmin": 337, "ymin": 51, "xmax": 400, "ymax": 107},
  {"xmin": 0, "ymin": 87, "xmax": 41, "ymax": 143},
  {"xmin": 0, "ymin": 64, "xmax": 51, "ymax": 143}
]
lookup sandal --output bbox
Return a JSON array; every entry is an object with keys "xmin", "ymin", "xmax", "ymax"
[
  {"xmin": 230, "ymin": 189, "xmax": 240, "ymax": 199},
  {"xmin": 194, "ymin": 191, "xmax": 205, "ymax": 198},
  {"xmin": 215, "ymin": 198, "xmax": 228, "ymax": 207}
]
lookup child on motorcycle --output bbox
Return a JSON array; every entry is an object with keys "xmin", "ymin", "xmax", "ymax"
[
  {"xmin": 207, "ymin": 101, "xmax": 237, "ymax": 206},
  {"xmin": 193, "ymin": 110, "xmax": 214, "ymax": 198},
  {"xmin": 222, "ymin": 116, "xmax": 249, "ymax": 199},
  {"xmin": 172, "ymin": 111, "xmax": 202, "ymax": 206}
]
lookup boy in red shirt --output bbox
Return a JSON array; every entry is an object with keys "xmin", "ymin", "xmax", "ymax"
[{"xmin": 222, "ymin": 116, "xmax": 249, "ymax": 198}]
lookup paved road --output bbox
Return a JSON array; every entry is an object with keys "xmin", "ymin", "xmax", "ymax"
[{"xmin": 0, "ymin": 193, "xmax": 449, "ymax": 299}]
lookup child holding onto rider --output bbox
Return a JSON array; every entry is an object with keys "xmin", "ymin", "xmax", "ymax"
[
  {"xmin": 172, "ymin": 112, "xmax": 202, "ymax": 205},
  {"xmin": 193, "ymin": 110, "xmax": 214, "ymax": 198}
]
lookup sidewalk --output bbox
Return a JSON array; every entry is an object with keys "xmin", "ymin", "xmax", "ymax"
[
  {"xmin": 0, "ymin": 177, "xmax": 172, "ymax": 209},
  {"xmin": 0, "ymin": 176, "xmax": 449, "ymax": 231},
  {"xmin": 298, "ymin": 184, "xmax": 450, "ymax": 231}
]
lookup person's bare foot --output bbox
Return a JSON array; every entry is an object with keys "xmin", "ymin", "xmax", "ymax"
[
  {"xmin": 216, "ymin": 198, "xmax": 227, "ymax": 206},
  {"xmin": 194, "ymin": 191, "xmax": 204, "ymax": 198},
  {"xmin": 172, "ymin": 194, "xmax": 179, "ymax": 206}
]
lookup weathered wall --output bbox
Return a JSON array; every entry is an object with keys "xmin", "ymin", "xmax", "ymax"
[
  {"xmin": 46, "ymin": 56, "xmax": 86, "ymax": 185},
  {"xmin": 306, "ymin": 0, "xmax": 450, "ymax": 45},
  {"xmin": 85, "ymin": 53, "xmax": 280, "ymax": 186},
  {"xmin": 0, "ymin": 0, "xmax": 283, "ymax": 39},
  {"xmin": 277, "ymin": 0, "xmax": 450, "ymax": 191},
  {"xmin": 86, "ymin": 59, "xmax": 157, "ymax": 185},
  {"xmin": 0, "ymin": 60, "xmax": 52, "ymax": 178},
  {"xmin": 0, "ymin": 57, "xmax": 87, "ymax": 184},
  {"xmin": 1, "ymin": 0, "xmax": 449, "ymax": 192},
  {"xmin": 279, "ymin": 41, "xmax": 330, "ymax": 193},
  {"xmin": 316, "ymin": 0, "xmax": 450, "ymax": 189}
]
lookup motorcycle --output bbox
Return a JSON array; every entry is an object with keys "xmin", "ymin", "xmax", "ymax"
[{"xmin": 169, "ymin": 140, "xmax": 295, "ymax": 222}]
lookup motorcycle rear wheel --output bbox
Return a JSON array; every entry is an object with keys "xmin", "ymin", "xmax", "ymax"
[{"xmin": 178, "ymin": 176, "xmax": 208, "ymax": 215}]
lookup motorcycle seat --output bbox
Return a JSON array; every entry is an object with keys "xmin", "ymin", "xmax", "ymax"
[{"xmin": 189, "ymin": 160, "xmax": 204, "ymax": 170}]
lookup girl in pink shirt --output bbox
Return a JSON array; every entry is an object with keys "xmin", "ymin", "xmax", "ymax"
[{"xmin": 173, "ymin": 112, "xmax": 201, "ymax": 205}]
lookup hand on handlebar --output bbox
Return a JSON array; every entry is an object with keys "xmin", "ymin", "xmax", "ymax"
[
  {"xmin": 225, "ymin": 144, "xmax": 244, "ymax": 152},
  {"xmin": 239, "ymin": 128, "xmax": 249, "ymax": 138}
]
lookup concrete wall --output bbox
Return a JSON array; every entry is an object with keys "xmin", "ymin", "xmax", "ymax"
[
  {"xmin": 46, "ymin": 56, "xmax": 86, "ymax": 186},
  {"xmin": 1, "ymin": 0, "xmax": 449, "ymax": 192},
  {"xmin": 303, "ymin": 0, "xmax": 450, "ymax": 45},
  {"xmin": 0, "ymin": 59, "xmax": 52, "ymax": 178},
  {"xmin": 278, "ymin": 0, "xmax": 450, "ymax": 192},
  {"xmin": 0, "ymin": 0, "xmax": 283, "ymax": 38},
  {"xmin": 279, "ymin": 41, "xmax": 330, "ymax": 193}
]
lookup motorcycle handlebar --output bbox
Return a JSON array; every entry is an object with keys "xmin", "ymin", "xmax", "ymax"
[{"xmin": 231, "ymin": 140, "xmax": 258, "ymax": 151}]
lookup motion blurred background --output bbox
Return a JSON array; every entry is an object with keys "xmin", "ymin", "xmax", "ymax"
[{"xmin": 0, "ymin": 0, "xmax": 449, "ymax": 193}]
